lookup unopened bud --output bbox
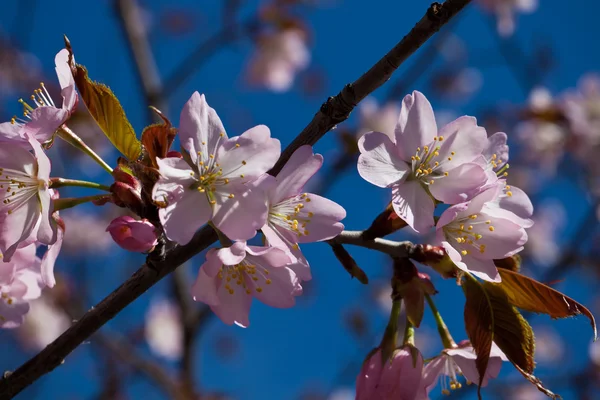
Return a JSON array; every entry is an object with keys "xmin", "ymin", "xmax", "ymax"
[
  {"xmin": 106, "ymin": 216, "xmax": 158, "ymax": 253},
  {"xmin": 410, "ymin": 244, "xmax": 457, "ymax": 278},
  {"xmin": 362, "ymin": 202, "xmax": 407, "ymax": 240}
]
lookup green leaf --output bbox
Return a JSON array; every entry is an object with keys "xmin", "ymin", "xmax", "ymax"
[
  {"xmin": 65, "ymin": 38, "xmax": 141, "ymax": 161},
  {"xmin": 496, "ymin": 269, "xmax": 597, "ymax": 340}
]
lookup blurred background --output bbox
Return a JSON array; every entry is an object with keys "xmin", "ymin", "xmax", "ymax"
[{"xmin": 0, "ymin": 0, "xmax": 599, "ymax": 399}]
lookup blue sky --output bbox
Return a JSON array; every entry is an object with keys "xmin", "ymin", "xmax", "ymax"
[{"xmin": 0, "ymin": 1, "xmax": 598, "ymax": 399}]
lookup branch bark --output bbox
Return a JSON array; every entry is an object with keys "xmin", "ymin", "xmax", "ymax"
[
  {"xmin": 329, "ymin": 230, "xmax": 413, "ymax": 258},
  {"xmin": 0, "ymin": 1, "xmax": 471, "ymax": 397}
]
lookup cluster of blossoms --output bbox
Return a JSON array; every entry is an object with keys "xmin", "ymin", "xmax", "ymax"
[
  {"xmin": 476, "ymin": 0, "xmax": 538, "ymax": 37},
  {"xmin": 358, "ymin": 90, "xmax": 531, "ymax": 282},
  {"xmin": 153, "ymin": 92, "xmax": 345, "ymax": 326}
]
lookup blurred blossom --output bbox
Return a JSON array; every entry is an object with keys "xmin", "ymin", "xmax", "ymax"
[
  {"xmin": 477, "ymin": 0, "xmax": 538, "ymax": 37},
  {"xmin": 431, "ymin": 67, "xmax": 483, "ymax": 101},
  {"xmin": 358, "ymin": 97, "xmax": 400, "ymax": 138},
  {"xmin": 247, "ymin": 29, "xmax": 310, "ymax": 92},
  {"xmin": 436, "ymin": 34, "xmax": 467, "ymax": 64},
  {"xmin": 516, "ymin": 87, "xmax": 566, "ymax": 176},
  {"xmin": 590, "ymin": 340, "xmax": 600, "ymax": 366},
  {"xmin": 17, "ymin": 292, "xmax": 70, "ymax": 350},
  {"xmin": 372, "ymin": 280, "xmax": 392, "ymax": 314},
  {"xmin": 532, "ymin": 326, "xmax": 564, "ymax": 365},
  {"xmin": 511, "ymin": 384, "xmax": 548, "ymax": 400},
  {"xmin": 327, "ymin": 388, "xmax": 353, "ymax": 400},
  {"xmin": 524, "ymin": 201, "xmax": 565, "ymax": 266},
  {"xmin": 61, "ymin": 211, "xmax": 113, "ymax": 255},
  {"xmin": 0, "ymin": 37, "xmax": 43, "ymax": 97},
  {"xmin": 144, "ymin": 297, "xmax": 183, "ymax": 361}
]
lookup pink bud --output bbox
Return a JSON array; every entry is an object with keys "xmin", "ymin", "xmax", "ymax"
[{"xmin": 106, "ymin": 216, "xmax": 158, "ymax": 253}]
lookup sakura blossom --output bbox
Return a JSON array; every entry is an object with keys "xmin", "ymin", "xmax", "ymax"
[
  {"xmin": 106, "ymin": 216, "xmax": 158, "ymax": 253},
  {"xmin": 358, "ymin": 97, "xmax": 400, "ymax": 139},
  {"xmin": 525, "ymin": 201, "xmax": 565, "ymax": 266},
  {"xmin": 247, "ymin": 29, "xmax": 310, "ymax": 92},
  {"xmin": 0, "ymin": 244, "xmax": 44, "ymax": 328},
  {"xmin": 0, "ymin": 136, "xmax": 56, "ymax": 261},
  {"xmin": 0, "ymin": 48, "xmax": 77, "ymax": 145},
  {"xmin": 260, "ymin": 145, "xmax": 346, "ymax": 281},
  {"xmin": 145, "ymin": 297, "xmax": 183, "ymax": 361},
  {"xmin": 477, "ymin": 0, "xmax": 538, "ymax": 37},
  {"xmin": 419, "ymin": 342, "xmax": 507, "ymax": 398},
  {"xmin": 358, "ymin": 90, "xmax": 488, "ymax": 233},
  {"xmin": 152, "ymin": 92, "xmax": 280, "ymax": 243},
  {"xmin": 191, "ymin": 241, "xmax": 301, "ymax": 327},
  {"xmin": 436, "ymin": 184, "xmax": 528, "ymax": 282},
  {"xmin": 356, "ymin": 347, "xmax": 424, "ymax": 400},
  {"xmin": 17, "ymin": 292, "xmax": 70, "ymax": 350}
]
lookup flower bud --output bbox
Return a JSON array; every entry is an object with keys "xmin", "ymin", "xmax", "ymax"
[
  {"xmin": 392, "ymin": 259, "xmax": 437, "ymax": 327},
  {"xmin": 410, "ymin": 244, "xmax": 457, "ymax": 278},
  {"xmin": 106, "ymin": 216, "xmax": 158, "ymax": 253},
  {"xmin": 110, "ymin": 163, "xmax": 143, "ymax": 211}
]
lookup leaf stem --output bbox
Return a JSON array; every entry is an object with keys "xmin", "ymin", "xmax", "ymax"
[
  {"xmin": 425, "ymin": 293, "xmax": 457, "ymax": 349},
  {"xmin": 380, "ymin": 298, "xmax": 402, "ymax": 363},
  {"xmin": 53, "ymin": 194, "xmax": 109, "ymax": 212},
  {"xmin": 403, "ymin": 318, "xmax": 415, "ymax": 346},
  {"xmin": 57, "ymin": 125, "xmax": 113, "ymax": 174},
  {"xmin": 49, "ymin": 178, "xmax": 111, "ymax": 192}
]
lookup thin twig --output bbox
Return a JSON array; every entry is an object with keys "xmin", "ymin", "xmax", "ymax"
[
  {"xmin": 328, "ymin": 230, "xmax": 413, "ymax": 258},
  {"xmin": 0, "ymin": 2, "xmax": 472, "ymax": 397}
]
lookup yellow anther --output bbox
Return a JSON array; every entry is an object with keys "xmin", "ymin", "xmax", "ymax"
[
  {"xmin": 489, "ymin": 226, "xmax": 495, "ymax": 232},
  {"xmin": 240, "ymin": 174, "xmax": 245, "ymax": 178},
  {"xmin": 460, "ymin": 224, "xmax": 465, "ymax": 231},
  {"xmin": 433, "ymin": 151, "xmax": 439, "ymax": 156},
  {"xmin": 429, "ymin": 179, "xmax": 434, "ymax": 184},
  {"xmin": 438, "ymin": 136, "xmax": 444, "ymax": 141},
  {"xmin": 485, "ymin": 220, "xmax": 491, "ymax": 224},
  {"xmin": 461, "ymin": 250, "xmax": 468, "ymax": 256},
  {"xmin": 479, "ymin": 245, "xmax": 486, "ymax": 253},
  {"xmin": 411, "ymin": 156, "xmax": 416, "ymax": 161},
  {"xmin": 256, "ymin": 287, "xmax": 263, "ymax": 293},
  {"xmin": 220, "ymin": 133, "xmax": 225, "ymax": 137},
  {"xmin": 266, "ymin": 279, "xmax": 272, "ymax": 285},
  {"xmin": 475, "ymin": 234, "xmax": 482, "ymax": 240},
  {"xmin": 224, "ymin": 178, "xmax": 229, "ymax": 184},
  {"xmin": 417, "ymin": 169, "xmax": 423, "ymax": 174},
  {"xmin": 424, "ymin": 145, "xmax": 429, "ymax": 152},
  {"xmin": 235, "ymin": 143, "xmax": 240, "ymax": 148},
  {"xmin": 492, "ymin": 154, "xmax": 497, "ymax": 159},
  {"xmin": 469, "ymin": 214, "xmax": 477, "ymax": 219},
  {"xmin": 210, "ymin": 200, "xmax": 216, "ymax": 205},
  {"xmin": 229, "ymin": 193, "xmax": 235, "ymax": 199},
  {"xmin": 444, "ymin": 171, "xmax": 449, "ymax": 176},
  {"xmin": 447, "ymin": 157, "xmax": 452, "ymax": 161},
  {"xmin": 434, "ymin": 162, "xmax": 439, "ymax": 166},
  {"xmin": 228, "ymin": 289, "xmax": 234, "ymax": 295},
  {"xmin": 506, "ymin": 191, "xmax": 513, "ymax": 197},
  {"xmin": 209, "ymin": 154, "xmax": 215, "ymax": 159},
  {"xmin": 241, "ymin": 160, "xmax": 247, "ymax": 165}
]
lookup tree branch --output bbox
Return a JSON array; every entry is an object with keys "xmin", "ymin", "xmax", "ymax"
[
  {"xmin": 329, "ymin": 230, "xmax": 413, "ymax": 258},
  {"xmin": 0, "ymin": 1, "xmax": 472, "ymax": 397}
]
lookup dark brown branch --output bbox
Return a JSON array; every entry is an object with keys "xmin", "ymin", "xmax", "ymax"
[{"xmin": 0, "ymin": 1, "xmax": 472, "ymax": 397}]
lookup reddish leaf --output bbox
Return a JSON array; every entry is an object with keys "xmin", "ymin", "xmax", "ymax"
[
  {"xmin": 141, "ymin": 106, "xmax": 177, "ymax": 168},
  {"xmin": 496, "ymin": 269, "xmax": 597, "ymax": 340},
  {"xmin": 494, "ymin": 254, "xmax": 521, "ymax": 272},
  {"xmin": 362, "ymin": 202, "xmax": 408, "ymax": 240}
]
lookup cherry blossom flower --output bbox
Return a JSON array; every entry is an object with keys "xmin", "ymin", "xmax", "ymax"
[
  {"xmin": 0, "ymin": 244, "xmax": 44, "ymax": 328},
  {"xmin": 525, "ymin": 201, "xmax": 565, "ymax": 266},
  {"xmin": 152, "ymin": 92, "xmax": 280, "ymax": 243},
  {"xmin": 61, "ymin": 211, "xmax": 112, "ymax": 255},
  {"xmin": 18, "ymin": 292, "xmax": 70, "ymax": 349},
  {"xmin": 358, "ymin": 91, "xmax": 488, "ymax": 233},
  {"xmin": 145, "ymin": 297, "xmax": 183, "ymax": 360},
  {"xmin": 356, "ymin": 347, "xmax": 424, "ymax": 400},
  {"xmin": 0, "ymin": 137, "xmax": 56, "ymax": 261},
  {"xmin": 419, "ymin": 342, "xmax": 507, "ymax": 398},
  {"xmin": 260, "ymin": 145, "xmax": 346, "ymax": 280},
  {"xmin": 0, "ymin": 49, "xmax": 77, "ymax": 145},
  {"xmin": 436, "ymin": 184, "xmax": 528, "ymax": 282},
  {"xmin": 191, "ymin": 241, "xmax": 301, "ymax": 327},
  {"xmin": 477, "ymin": 0, "xmax": 538, "ymax": 37},
  {"xmin": 358, "ymin": 97, "xmax": 400, "ymax": 139},
  {"xmin": 107, "ymin": 216, "xmax": 158, "ymax": 253},
  {"xmin": 247, "ymin": 29, "xmax": 310, "ymax": 92}
]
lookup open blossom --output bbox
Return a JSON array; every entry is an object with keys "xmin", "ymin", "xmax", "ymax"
[
  {"xmin": 358, "ymin": 91, "xmax": 488, "ymax": 233},
  {"xmin": 0, "ymin": 136, "xmax": 56, "ymax": 261},
  {"xmin": 419, "ymin": 342, "xmax": 507, "ymax": 398},
  {"xmin": 18, "ymin": 292, "xmax": 70, "ymax": 349},
  {"xmin": 358, "ymin": 98, "xmax": 400, "ymax": 138},
  {"xmin": 477, "ymin": 0, "xmax": 538, "ymax": 37},
  {"xmin": 152, "ymin": 92, "xmax": 280, "ymax": 243},
  {"xmin": 247, "ymin": 29, "xmax": 310, "ymax": 92},
  {"xmin": 0, "ymin": 49, "xmax": 77, "ymax": 145},
  {"xmin": 0, "ymin": 245, "xmax": 44, "ymax": 328},
  {"xmin": 145, "ymin": 297, "xmax": 183, "ymax": 360},
  {"xmin": 356, "ymin": 347, "xmax": 424, "ymax": 400},
  {"xmin": 260, "ymin": 145, "xmax": 346, "ymax": 281},
  {"xmin": 107, "ymin": 216, "xmax": 158, "ymax": 253},
  {"xmin": 436, "ymin": 184, "xmax": 528, "ymax": 282},
  {"xmin": 191, "ymin": 241, "xmax": 301, "ymax": 327}
]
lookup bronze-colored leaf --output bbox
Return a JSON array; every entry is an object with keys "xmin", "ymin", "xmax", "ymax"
[
  {"xmin": 362, "ymin": 202, "xmax": 408, "ymax": 240},
  {"xmin": 329, "ymin": 242, "xmax": 368, "ymax": 284},
  {"xmin": 64, "ymin": 37, "xmax": 142, "ymax": 161},
  {"xmin": 496, "ymin": 269, "xmax": 597, "ymax": 340},
  {"xmin": 141, "ymin": 106, "xmax": 177, "ymax": 168},
  {"xmin": 494, "ymin": 254, "xmax": 521, "ymax": 272},
  {"xmin": 462, "ymin": 277, "xmax": 493, "ymax": 398},
  {"xmin": 512, "ymin": 364, "xmax": 562, "ymax": 399}
]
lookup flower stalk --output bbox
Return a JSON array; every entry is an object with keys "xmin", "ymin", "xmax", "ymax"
[
  {"xmin": 57, "ymin": 125, "xmax": 113, "ymax": 174},
  {"xmin": 425, "ymin": 293, "xmax": 456, "ymax": 349},
  {"xmin": 53, "ymin": 194, "xmax": 109, "ymax": 212},
  {"xmin": 49, "ymin": 178, "xmax": 111, "ymax": 192}
]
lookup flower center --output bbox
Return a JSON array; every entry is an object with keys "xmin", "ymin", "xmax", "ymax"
[
  {"xmin": 409, "ymin": 136, "xmax": 451, "ymax": 186},
  {"xmin": 217, "ymin": 260, "xmax": 273, "ymax": 295},
  {"xmin": 0, "ymin": 167, "xmax": 43, "ymax": 216},
  {"xmin": 440, "ymin": 355, "xmax": 464, "ymax": 395},
  {"xmin": 11, "ymin": 82, "xmax": 56, "ymax": 127},
  {"xmin": 444, "ymin": 214, "xmax": 495, "ymax": 256},
  {"xmin": 268, "ymin": 193, "xmax": 314, "ymax": 245}
]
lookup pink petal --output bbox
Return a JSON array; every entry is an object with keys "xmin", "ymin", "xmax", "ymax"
[
  {"xmin": 376, "ymin": 347, "xmax": 423, "ymax": 399},
  {"xmin": 36, "ymin": 188, "xmax": 56, "ymax": 246},
  {"xmin": 0, "ymin": 301, "xmax": 29, "ymax": 328},
  {"xmin": 179, "ymin": 92, "xmax": 227, "ymax": 166},
  {"xmin": 356, "ymin": 350, "xmax": 383, "ymax": 400},
  {"xmin": 245, "ymin": 264, "xmax": 298, "ymax": 308},
  {"xmin": 0, "ymin": 122, "xmax": 27, "ymax": 145},
  {"xmin": 217, "ymin": 125, "xmax": 281, "ymax": 183},
  {"xmin": 296, "ymin": 194, "xmax": 345, "ymax": 243},
  {"xmin": 271, "ymin": 145, "xmax": 322, "ymax": 203},
  {"xmin": 0, "ymin": 197, "xmax": 41, "ymax": 261},
  {"xmin": 211, "ymin": 185, "xmax": 269, "ymax": 241},
  {"xmin": 394, "ymin": 91, "xmax": 437, "ymax": 161},
  {"xmin": 262, "ymin": 225, "xmax": 312, "ymax": 281},
  {"xmin": 210, "ymin": 280, "xmax": 252, "ymax": 327},
  {"xmin": 420, "ymin": 355, "xmax": 446, "ymax": 395},
  {"xmin": 441, "ymin": 241, "xmax": 469, "ymax": 271},
  {"xmin": 55, "ymin": 49, "xmax": 77, "ymax": 111},
  {"xmin": 437, "ymin": 116, "xmax": 487, "ymax": 170},
  {"xmin": 436, "ymin": 202, "xmax": 469, "ymax": 230},
  {"xmin": 202, "ymin": 248, "xmax": 225, "ymax": 277},
  {"xmin": 24, "ymin": 107, "xmax": 69, "ymax": 143},
  {"xmin": 14, "ymin": 264, "xmax": 43, "ymax": 301},
  {"xmin": 429, "ymin": 163, "xmax": 488, "ymax": 204},
  {"xmin": 358, "ymin": 131, "xmax": 409, "ymax": 188},
  {"xmin": 246, "ymin": 246, "xmax": 292, "ymax": 268},
  {"xmin": 216, "ymin": 242, "xmax": 247, "ymax": 265},
  {"xmin": 462, "ymin": 184, "xmax": 502, "ymax": 217},
  {"xmin": 483, "ymin": 132, "xmax": 509, "ymax": 167},
  {"xmin": 391, "ymin": 180, "xmax": 435, "ymax": 233},
  {"xmin": 473, "ymin": 216, "xmax": 527, "ymax": 258},
  {"xmin": 41, "ymin": 224, "xmax": 64, "ymax": 288},
  {"xmin": 461, "ymin": 255, "xmax": 501, "ymax": 282},
  {"xmin": 191, "ymin": 267, "xmax": 220, "ymax": 306},
  {"xmin": 0, "ymin": 141, "xmax": 36, "ymax": 173},
  {"xmin": 158, "ymin": 188, "xmax": 212, "ymax": 245},
  {"xmin": 30, "ymin": 136, "xmax": 51, "ymax": 181},
  {"xmin": 497, "ymin": 185, "xmax": 533, "ymax": 220}
]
